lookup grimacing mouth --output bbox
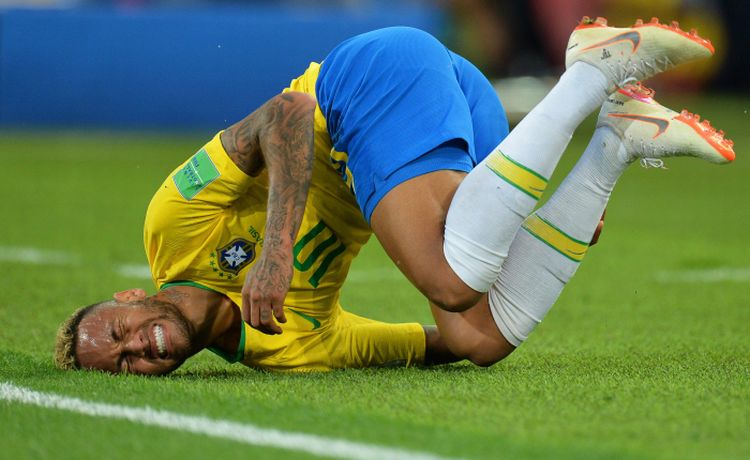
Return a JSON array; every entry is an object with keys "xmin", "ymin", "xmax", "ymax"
[{"xmin": 152, "ymin": 323, "xmax": 168, "ymax": 359}]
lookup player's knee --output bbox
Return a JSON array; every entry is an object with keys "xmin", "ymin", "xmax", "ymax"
[
  {"xmin": 446, "ymin": 332, "xmax": 515, "ymax": 367},
  {"xmin": 465, "ymin": 346, "xmax": 513, "ymax": 367}
]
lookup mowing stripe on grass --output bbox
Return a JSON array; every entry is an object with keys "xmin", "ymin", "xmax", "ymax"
[
  {"xmin": 0, "ymin": 382, "xmax": 458, "ymax": 460},
  {"xmin": 0, "ymin": 244, "xmax": 405, "ymax": 283},
  {"xmin": 7, "ymin": 242, "xmax": 748, "ymax": 285},
  {"xmin": 115, "ymin": 264, "xmax": 402, "ymax": 282}
]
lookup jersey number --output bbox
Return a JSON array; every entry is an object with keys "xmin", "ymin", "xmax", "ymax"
[{"xmin": 293, "ymin": 220, "xmax": 346, "ymax": 288}]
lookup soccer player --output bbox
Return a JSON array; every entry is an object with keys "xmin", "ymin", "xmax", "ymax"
[
  {"xmin": 56, "ymin": 19, "xmax": 734, "ymax": 375},
  {"xmin": 234, "ymin": 20, "xmax": 732, "ymax": 365},
  {"xmin": 54, "ymin": 116, "xmax": 462, "ymax": 374}
]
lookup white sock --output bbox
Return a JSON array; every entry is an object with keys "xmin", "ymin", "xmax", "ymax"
[
  {"xmin": 490, "ymin": 126, "xmax": 629, "ymax": 345},
  {"xmin": 503, "ymin": 62, "xmax": 610, "ymax": 178},
  {"xmin": 536, "ymin": 126, "xmax": 628, "ymax": 242},
  {"xmin": 444, "ymin": 62, "xmax": 609, "ymax": 292}
]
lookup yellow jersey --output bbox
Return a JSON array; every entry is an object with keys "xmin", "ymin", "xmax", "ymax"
[{"xmin": 144, "ymin": 63, "xmax": 424, "ymax": 371}]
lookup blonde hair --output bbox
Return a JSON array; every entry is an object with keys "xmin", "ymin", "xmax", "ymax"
[{"xmin": 54, "ymin": 302, "xmax": 105, "ymax": 370}]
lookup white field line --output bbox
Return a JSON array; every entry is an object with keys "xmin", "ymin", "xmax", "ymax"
[
  {"xmin": 0, "ymin": 246, "xmax": 79, "ymax": 265},
  {"xmin": 0, "ymin": 245, "xmax": 151, "ymax": 279},
  {"xmin": 1, "ymin": 382, "xmax": 458, "ymax": 460},
  {"xmin": 115, "ymin": 263, "xmax": 152, "ymax": 279},
  {"xmin": 655, "ymin": 267, "xmax": 750, "ymax": 283}
]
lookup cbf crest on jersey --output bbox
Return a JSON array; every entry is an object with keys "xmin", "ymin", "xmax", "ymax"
[{"xmin": 210, "ymin": 239, "xmax": 256, "ymax": 279}]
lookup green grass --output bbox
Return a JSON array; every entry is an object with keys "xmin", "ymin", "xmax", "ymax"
[{"xmin": 1, "ymin": 94, "xmax": 749, "ymax": 459}]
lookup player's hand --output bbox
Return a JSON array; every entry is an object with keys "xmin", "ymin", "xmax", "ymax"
[
  {"xmin": 590, "ymin": 209, "xmax": 606, "ymax": 246},
  {"xmin": 241, "ymin": 250, "xmax": 290, "ymax": 335}
]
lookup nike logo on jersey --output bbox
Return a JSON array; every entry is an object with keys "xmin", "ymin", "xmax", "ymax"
[
  {"xmin": 608, "ymin": 113, "xmax": 670, "ymax": 138},
  {"xmin": 582, "ymin": 31, "xmax": 641, "ymax": 53}
]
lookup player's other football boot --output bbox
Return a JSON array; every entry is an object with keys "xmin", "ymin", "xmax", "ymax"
[
  {"xmin": 599, "ymin": 83, "xmax": 735, "ymax": 165},
  {"xmin": 566, "ymin": 17, "xmax": 714, "ymax": 92}
]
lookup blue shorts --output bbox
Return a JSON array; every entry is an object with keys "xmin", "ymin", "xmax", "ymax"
[{"xmin": 316, "ymin": 27, "xmax": 509, "ymax": 223}]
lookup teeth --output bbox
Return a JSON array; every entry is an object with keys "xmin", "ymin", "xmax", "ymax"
[{"xmin": 154, "ymin": 325, "xmax": 167, "ymax": 357}]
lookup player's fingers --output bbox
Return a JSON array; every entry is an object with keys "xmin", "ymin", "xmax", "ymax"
[
  {"xmin": 259, "ymin": 303, "xmax": 282, "ymax": 335},
  {"xmin": 241, "ymin": 292, "xmax": 252, "ymax": 324},
  {"xmin": 242, "ymin": 307, "xmax": 253, "ymax": 326},
  {"xmin": 273, "ymin": 301, "xmax": 287, "ymax": 324},
  {"xmin": 264, "ymin": 322, "xmax": 282, "ymax": 335},
  {"xmin": 250, "ymin": 295, "xmax": 261, "ymax": 329}
]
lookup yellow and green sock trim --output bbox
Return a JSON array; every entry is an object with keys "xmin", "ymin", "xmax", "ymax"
[
  {"xmin": 522, "ymin": 215, "xmax": 589, "ymax": 262},
  {"xmin": 485, "ymin": 150, "xmax": 548, "ymax": 200}
]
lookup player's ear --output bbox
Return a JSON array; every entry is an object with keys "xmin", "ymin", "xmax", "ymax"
[{"xmin": 113, "ymin": 288, "xmax": 147, "ymax": 303}]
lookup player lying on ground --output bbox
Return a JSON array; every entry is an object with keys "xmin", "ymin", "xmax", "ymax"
[
  {"xmin": 55, "ymin": 19, "xmax": 734, "ymax": 375},
  {"xmin": 54, "ymin": 116, "xmax": 462, "ymax": 374}
]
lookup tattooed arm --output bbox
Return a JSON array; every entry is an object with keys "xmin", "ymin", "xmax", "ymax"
[{"xmin": 220, "ymin": 92, "xmax": 316, "ymax": 334}]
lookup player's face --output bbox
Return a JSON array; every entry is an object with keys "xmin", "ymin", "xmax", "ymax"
[{"xmin": 75, "ymin": 300, "xmax": 195, "ymax": 375}]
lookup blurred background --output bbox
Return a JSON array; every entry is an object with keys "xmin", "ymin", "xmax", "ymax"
[{"xmin": 0, "ymin": 0, "xmax": 747, "ymax": 130}]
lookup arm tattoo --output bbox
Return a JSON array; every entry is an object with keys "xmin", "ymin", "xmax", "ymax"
[
  {"xmin": 260, "ymin": 93, "xmax": 315, "ymax": 245},
  {"xmin": 223, "ymin": 92, "xmax": 315, "ymax": 288}
]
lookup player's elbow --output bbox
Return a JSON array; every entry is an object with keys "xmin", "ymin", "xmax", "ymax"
[{"xmin": 278, "ymin": 91, "xmax": 316, "ymax": 111}]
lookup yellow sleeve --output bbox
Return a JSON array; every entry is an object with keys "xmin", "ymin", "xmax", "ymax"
[
  {"xmin": 147, "ymin": 131, "xmax": 257, "ymax": 221},
  {"xmin": 328, "ymin": 311, "xmax": 426, "ymax": 368},
  {"xmin": 241, "ymin": 307, "xmax": 426, "ymax": 371},
  {"xmin": 144, "ymin": 132, "xmax": 267, "ymax": 290}
]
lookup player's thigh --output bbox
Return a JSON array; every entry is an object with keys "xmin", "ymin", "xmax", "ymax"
[
  {"xmin": 370, "ymin": 169, "xmax": 481, "ymax": 312},
  {"xmin": 429, "ymin": 295, "xmax": 514, "ymax": 366}
]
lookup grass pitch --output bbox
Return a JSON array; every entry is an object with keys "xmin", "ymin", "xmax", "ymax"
[{"xmin": 1, "ymin": 94, "xmax": 748, "ymax": 459}]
